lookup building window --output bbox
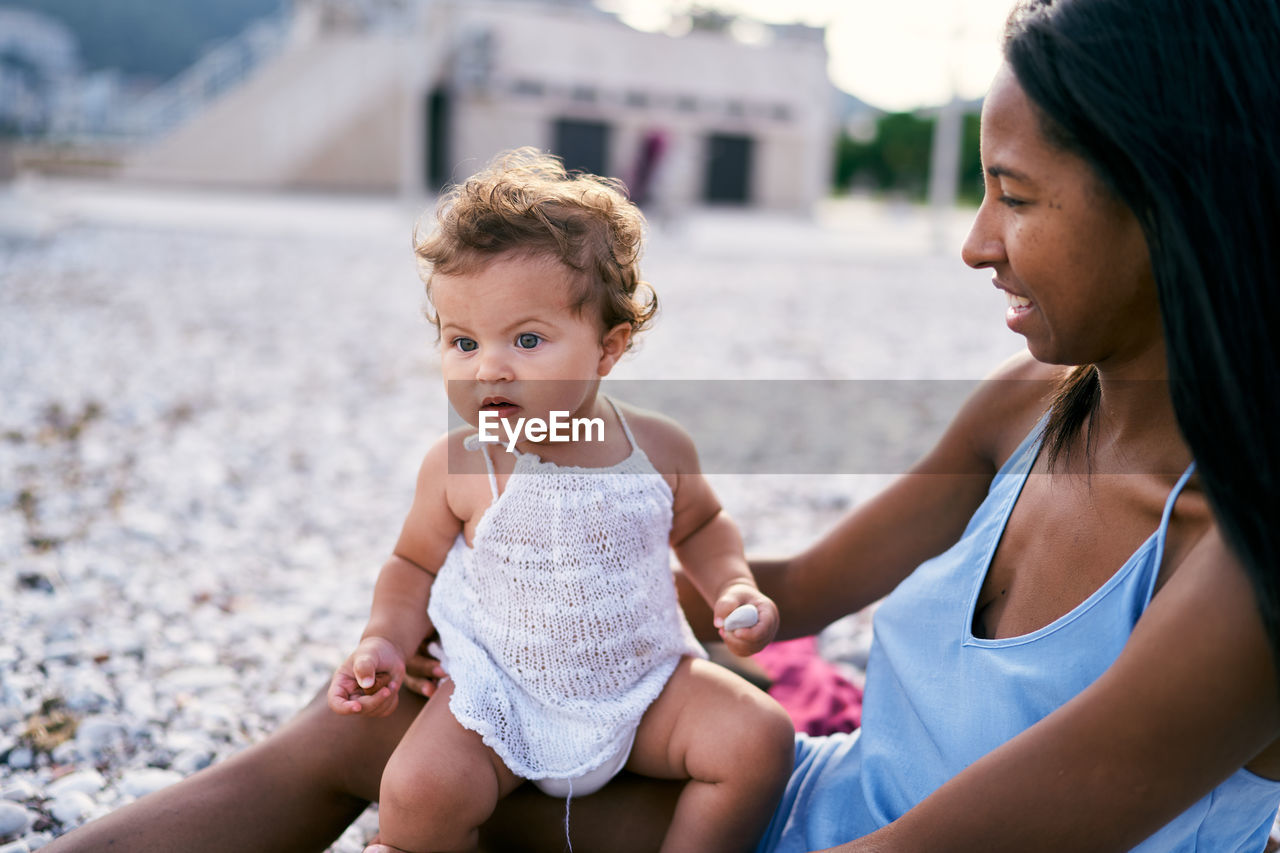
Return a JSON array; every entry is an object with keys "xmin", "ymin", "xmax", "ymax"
[
  {"xmin": 625, "ymin": 90, "xmax": 649, "ymax": 108},
  {"xmin": 571, "ymin": 86, "xmax": 597, "ymax": 103},
  {"xmin": 425, "ymin": 87, "xmax": 451, "ymax": 192},
  {"xmin": 703, "ymin": 133, "xmax": 753, "ymax": 204},
  {"xmin": 512, "ymin": 79, "xmax": 544, "ymax": 98},
  {"xmin": 553, "ymin": 118, "xmax": 611, "ymax": 177}
]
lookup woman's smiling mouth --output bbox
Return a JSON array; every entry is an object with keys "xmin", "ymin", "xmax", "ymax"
[{"xmin": 993, "ymin": 279, "xmax": 1036, "ymax": 329}]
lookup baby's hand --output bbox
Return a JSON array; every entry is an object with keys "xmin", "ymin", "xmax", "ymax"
[
  {"xmin": 327, "ymin": 636, "xmax": 406, "ymax": 717},
  {"xmin": 403, "ymin": 636, "xmax": 448, "ymax": 698},
  {"xmin": 713, "ymin": 582, "xmax": 779, "ymax": 657}
]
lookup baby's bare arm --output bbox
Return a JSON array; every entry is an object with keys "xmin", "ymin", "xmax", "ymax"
[
  {"xmin": 329, "ymin": 435, "xmax": 465, "ymax": 715},
  {"xmin": 625, "ymin": 406, "xmax": 778, "ymax": 654},
  {"xmin": 374, "ymin": 433, "xmax": 466, "ymax": 653}
]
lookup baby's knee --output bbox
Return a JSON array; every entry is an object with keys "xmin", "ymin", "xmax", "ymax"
[
  {"xmin": 698, "ymin": 689, "xmax": 795, "ymax": 788},
  {"xmin": 378, "ymin": 752, "xmax": 495, "ymax": 845},
  {"xmin": 740, "ymin": 694, "xmax": 797, "ymax": 782}
]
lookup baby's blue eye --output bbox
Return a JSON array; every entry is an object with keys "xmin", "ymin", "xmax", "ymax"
[
  {"xmin": 516, "ymin": 333, "xmax": 541, "ymax": 349},
  {"xmin": 453, "ymin": 337, "xmax": 477, "ymax": 352}
]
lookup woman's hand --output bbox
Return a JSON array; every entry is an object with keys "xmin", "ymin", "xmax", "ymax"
[
  {"xmin": 403, "ymin": 636, "xmax": 448, "ymax": 698},
  {"xmin": 713, "ymin": 582, "xmax": 779, "ymax": 657},
  {"xmin": 327, "ymin": 636, "xmax": 406, "ymax": 717}
]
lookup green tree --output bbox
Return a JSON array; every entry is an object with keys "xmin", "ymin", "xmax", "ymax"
[{"xmin": 833, "ymin": 108, "xmax": 984, "ymax": 205}]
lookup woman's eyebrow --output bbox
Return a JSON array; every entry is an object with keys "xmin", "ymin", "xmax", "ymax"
[{"xmin": 985, "ymin": 164, "xmax": 1035, "ymax": 184}]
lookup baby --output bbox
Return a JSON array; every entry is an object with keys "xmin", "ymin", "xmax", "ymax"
[{"xmin": 327, "ymin": 148, "xmax": 794, "ymax": 853}]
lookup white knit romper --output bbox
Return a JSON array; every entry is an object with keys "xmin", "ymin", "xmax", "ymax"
[{"xmin": 427, "ymin": 401, "xmax": 707, "ymax": 784}]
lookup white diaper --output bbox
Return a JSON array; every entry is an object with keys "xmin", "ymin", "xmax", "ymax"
[{"xmin": 532, "ymin": 728, "xmax": 637, "ymax": 797}]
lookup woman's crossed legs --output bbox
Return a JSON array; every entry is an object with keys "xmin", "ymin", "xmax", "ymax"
[{"xmin": 42, "ymin": 658, "xmax": 790, "ymax": 853}]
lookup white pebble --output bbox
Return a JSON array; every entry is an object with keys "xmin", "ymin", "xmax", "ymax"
[
  {"xmin": 0, "ymin": 781, "xmax": 38, "ymax": 802},
  {"xmin": 49, "ymin": 743, "xmax": 79, "ymax": 767},
  {"xmin": 0, "ymin": 802, "xmax": 33, "ymax": 837},
  {"xmin": 5, "ymin": 749, "xmax": 33, "ymax": 771},
  {"xmin": 119, "ymin": 768, "xmax": 182, "ymax": 798},
  {"xmin": 170, "ymin": 747, "xmax": 214, "ymax": 775},
  {"xmin": 74, "ymin": 717, "xmax": 128, "ymax": 757},
  {"xmin": 22, "ymin": 831, "xmax": 52, "ymax": 851},
  {"xmin": 724, "ymin": 604, "xmax": 759, "ymax": 632},
  {"xmin": 162, "ymin": 666, "xmax": 236, "ymax": 693},
  {"xmin": 45, "ymin": 771, "xmax": 104, "ymax": 799},
  {"xmin": 49, "ymin": 790, "xmax": 95, "ymax": 825}
]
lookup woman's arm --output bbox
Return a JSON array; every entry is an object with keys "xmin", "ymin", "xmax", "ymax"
[
  {"xmin": 823, "ymin": 527, "xmax": 1280, "ymax": 852},
  {"xmin": 683, "ymin": 354, "xmax": 1055, "ymax": 640}
]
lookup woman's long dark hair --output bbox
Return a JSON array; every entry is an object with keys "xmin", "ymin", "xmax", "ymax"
[{"xmin": 1004, "ymin": 0, "xmax": 1280, "ymax": 661}]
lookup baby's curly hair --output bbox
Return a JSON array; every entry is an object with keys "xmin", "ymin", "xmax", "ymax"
[{"xmin": 414, "ymin": 147, "xmax": 657, "ymax": 347}]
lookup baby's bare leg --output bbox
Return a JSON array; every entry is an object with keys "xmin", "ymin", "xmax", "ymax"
[
  {"xmin": 377, "ymin": 679, "xmax": 522, "ymax": 853},
  {"xmin": 627, "ymin": 657, "xmax": 795, "ymax": 853}
]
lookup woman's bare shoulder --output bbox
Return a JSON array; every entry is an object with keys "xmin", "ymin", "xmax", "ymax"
[{"xmin": 953, "ymin": 350, "xmax": 1068, "ymax": 469}]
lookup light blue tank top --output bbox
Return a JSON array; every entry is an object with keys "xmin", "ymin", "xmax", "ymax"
[{"xmin": 758, "ymin": 418, "xmax": 1280, "ymax": 852}]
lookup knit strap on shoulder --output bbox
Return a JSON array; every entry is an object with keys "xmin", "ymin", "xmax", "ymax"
[
  {"xmin": 462, "ymin": 433, "xmax": 501, "ymax": 500},
  {"xmin": 605, "ymin": 396, "xmax": 637, "ymax": 454}
]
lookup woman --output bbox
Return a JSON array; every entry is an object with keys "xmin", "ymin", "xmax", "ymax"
[{"xmin": 46, "ymin": 0, "xmax": 1280, "ymax": 850}]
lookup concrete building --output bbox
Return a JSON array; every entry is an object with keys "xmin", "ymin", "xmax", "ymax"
[{"xmin": 124, "ymin": 0, "xmax": 837, "ymax": 211}]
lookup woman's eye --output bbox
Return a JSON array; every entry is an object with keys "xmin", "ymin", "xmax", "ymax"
[
  {"xmin": 516, "ymin": 333, "xmax": 541, "ymax": 349},
  {"xmin": 998, "ymin": 195, "xmax": 1026, "ymax": 208},
  {"xmin": 453, "ymin": 337, "xmax": 477, "ymax": 352}
]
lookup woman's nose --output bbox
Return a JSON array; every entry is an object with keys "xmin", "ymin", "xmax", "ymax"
[{"xmin": 961, "ymin": 202, "xmax": 1005, "ymax": 270}]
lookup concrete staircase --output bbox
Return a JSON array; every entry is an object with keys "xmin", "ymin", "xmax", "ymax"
[{"xmin": 123, "ymin": 31, "xmax": 418, "ymax": 191}]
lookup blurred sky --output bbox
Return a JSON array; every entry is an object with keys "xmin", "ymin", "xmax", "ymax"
[{"xmin": 598, "ymin": 0, "xmax": 1017, "ymax": 111}]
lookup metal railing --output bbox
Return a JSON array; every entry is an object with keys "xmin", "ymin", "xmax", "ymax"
[{"xmin": 110, "ymin": 11, "xmax": 293, "ymax": 140}]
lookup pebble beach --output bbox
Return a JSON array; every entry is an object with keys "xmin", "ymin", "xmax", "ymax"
[{"xmin": 0, "ymin": 177, "xmax": 1017, "ymax": 851}]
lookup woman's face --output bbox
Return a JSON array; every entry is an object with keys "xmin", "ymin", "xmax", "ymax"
[{"xmin": 962, "ymin": 64, "xmax": 1162, "ymax": 373}]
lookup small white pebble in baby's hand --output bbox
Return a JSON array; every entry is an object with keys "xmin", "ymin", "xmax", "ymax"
[{"xmin": 724, "ymin": 604, "xmax": 759, "ymax": 632}]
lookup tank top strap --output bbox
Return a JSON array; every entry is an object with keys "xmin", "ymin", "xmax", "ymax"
[
  {"xmin": 604, "ymin": 396, "xmax": 637, "ymax": 453},
  {"xmin": 1143, "ymin": 461, "xmax": 1198, "ymax": 603},
  {"xmin": 462, "ymin": 433, "xmax": 501, "ymax": 500}
]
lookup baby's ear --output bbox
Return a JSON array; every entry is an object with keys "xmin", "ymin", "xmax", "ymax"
[{"xmin": 597, "ymin": 323, "xmax": 632, "ymax": 376}]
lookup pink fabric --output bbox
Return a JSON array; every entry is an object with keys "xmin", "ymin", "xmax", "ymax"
[{"xmin": 754, "ymin": 637, "xmax": 862, "ymax": 736}]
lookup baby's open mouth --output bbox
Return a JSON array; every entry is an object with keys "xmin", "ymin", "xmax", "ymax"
[{"xmin": 481, "ymin": 397, "xmax": 519, "ymax": 414}]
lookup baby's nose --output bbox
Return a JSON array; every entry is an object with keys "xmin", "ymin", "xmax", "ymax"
[{"xmin": 474, "ymin": 350, "xmax": 514, "ymax": 382}]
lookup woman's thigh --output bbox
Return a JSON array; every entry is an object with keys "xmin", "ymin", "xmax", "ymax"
[
  {"xmin": 44, "ymin": 685, "xmax": 427, "ymax": 853},
  {"xmin": 483, "ymin": 771, "xmax": 684, "ymax": 852},
  {"xmin": 287, "ymin": 684, "xmax": 430, "ymax": 801}
]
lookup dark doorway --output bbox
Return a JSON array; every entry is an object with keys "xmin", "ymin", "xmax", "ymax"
[
  {"xmin": 426, "ymin": 88, "xmax": 451, "ymax": 191},
  {"xmin": 553, "ymin": 118, "xmax": 611, "ymax": 177},
  {"xmin": 704, "ymin": 133, "xmax": 754, "ymax": 204}
]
